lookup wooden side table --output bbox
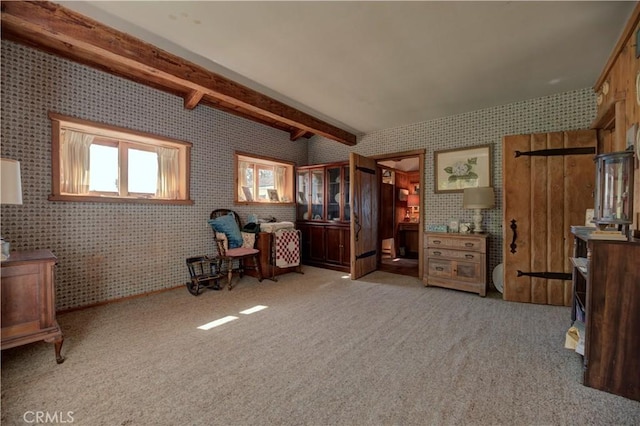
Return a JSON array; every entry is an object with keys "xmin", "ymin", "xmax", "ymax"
[
  {"xmin": 246, "ymin": 232, "xmax": 302, "ymax": 281},
  {"xmin": 1, "ymin": 249, "xmax": 64, "ymax": 363},
  {"xmin": 397, "ymin": 222, "xmax": 419, "ymax": 258}
]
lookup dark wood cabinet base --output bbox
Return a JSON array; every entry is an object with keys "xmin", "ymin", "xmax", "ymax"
[
  {"xmin": 298, "ymin": 222, "xmax": 350, "ymax": 272},
  {"xmin": 571, "ymin": 229, "xmax": 640, "ymax": 401}
]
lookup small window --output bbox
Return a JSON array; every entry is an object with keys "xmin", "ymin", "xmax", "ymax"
[
  {"xmin": 235, "ymin": 152, "xmax": 294, "ymax": 204},
  {"xmin": 49, "ymin": 112, "xmax": 192, "ymax": 204}
]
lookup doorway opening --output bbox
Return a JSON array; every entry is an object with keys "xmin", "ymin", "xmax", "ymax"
[{"xmin": 375, "ymin": 150, "xmax": 425, "ymax": 278}]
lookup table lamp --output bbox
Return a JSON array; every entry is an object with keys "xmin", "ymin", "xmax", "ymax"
[
  {"xmin": 463, "ymin": 186, "xmax": 494, "ymax": 233},
  {"xmin": 1, "ymin": 158, "xmax": 23, "ymax": 260},
  {"xmin": 407, "ymin": 194, "xmax": 420, "ymax": 222}
]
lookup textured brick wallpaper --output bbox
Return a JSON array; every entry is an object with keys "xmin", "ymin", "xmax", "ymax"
[
  {"xmin": 1, "ymin": 41, "xmax": 307, "ymax": 310},
  {"xmin": 308, "ymin": 88, "xmax": 597, "ymax": 277},
  {"xmin": 1, "ymin": 40, "xmax": 597, "ymax": 309}
]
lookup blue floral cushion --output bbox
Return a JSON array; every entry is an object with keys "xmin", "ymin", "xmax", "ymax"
[{"xmin": 208, "ymin": 214, "xmax": 243, "ymax": 248}]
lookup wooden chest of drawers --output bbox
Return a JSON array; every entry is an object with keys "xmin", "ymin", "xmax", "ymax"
[
  {"xmin": 1, "ymin": 249, "xmax": 64, "ymax": 363},
  {"xmin": 423, "ymin": 232, "xmax": 489, "ymax": 296}
]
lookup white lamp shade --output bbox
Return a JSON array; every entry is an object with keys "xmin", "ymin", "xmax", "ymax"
[
  {"xmin": 1, "ymin": 158, "xmax": 23, "ymax": 205},
  {"xmin": 463, "ymin": 186, "xmax": 494, "ymax": 209}
]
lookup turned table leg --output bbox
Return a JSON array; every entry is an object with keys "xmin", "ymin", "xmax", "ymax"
[
  {"xmin": 53, "ymin": 335, "xmax": 65, "ymax": 364},
  {"xmin": 45, "ymin": 333, "xmax": 65, "ymax": 364}
]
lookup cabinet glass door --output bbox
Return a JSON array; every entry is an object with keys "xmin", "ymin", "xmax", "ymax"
[
  {"xmin": 297, "ymin": 170, "xmax": 310, "ymax": 220},
  {"xmin": 311, "ymin": 169, "xmax": 324, "ymax": 220},
  {"xmin": 327, "ymin": 167, "xmax": 341, "ymax": 221},
  {"xmin": 594, "ymin": 151, "xmax": 634, "ymax": 226},
  {"xmin": 342, "ymin": 165, "xmax": 350, "ymax": 222}
]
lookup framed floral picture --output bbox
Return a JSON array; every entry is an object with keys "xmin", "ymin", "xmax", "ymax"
[{"xmin": 434, "ymin": 144, "xmax": 492, "ymax": 193}]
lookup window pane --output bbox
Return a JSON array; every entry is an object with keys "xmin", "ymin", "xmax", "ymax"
[
  {"xmin": 241, "ymin": 162, "xmax": 253, "ymax": 184},
  {"xmin": 89, "ymin": 144, "xmax": 118, "ymax": 192},
  {"xmin": 239, "ymin": 162, "xmax": 254, "ymax": 201},
  {"xmin": 128, "ymin": 148, "xmax": 158, "ymax": 194},
  {"xmin": 257, "ymin": 167, "xmax": 274, "ymax": 201},
  {"xmin": 235, "ymin": 153, "xmax": 294, "ymax": 204}
]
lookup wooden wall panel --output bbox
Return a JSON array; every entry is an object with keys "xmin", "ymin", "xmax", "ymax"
[
  {"xmin": 547, "ymin": 132, "xmax": 566, "ymax": 306},
  {"xmin": 593, "ymin": 7, "xmax": 640, "ymax": 231},
  {"xmin": 563, "ymin": 131, "xmax": 598, "ymax": 258},
  {"xmin": 530, "ymin": 133, "xmax": 548, "ymax": 304},
  {"xmin": 503, "ymin": 134, "xmax": 532, "ymax": 303},
  {"xmin": 563, "ymin": 131, "xmax": 597, "ymax": 305},
  {"xmin": 395, "ymin": 171, "xmax": 409, "ymax": 226}
]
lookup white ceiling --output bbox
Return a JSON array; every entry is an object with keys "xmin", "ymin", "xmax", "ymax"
[
  {"xmin": 60, "ymin": 1, "xmax": 635, "ymax": 136},
  {"xmin": 378, "ymin": 157, "xmax": 420, "ymax": 172}
]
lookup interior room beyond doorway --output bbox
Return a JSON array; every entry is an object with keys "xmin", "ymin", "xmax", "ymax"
[{"xmin": 377, "ymin": 155, "xmax": 421, "ymax": 278}]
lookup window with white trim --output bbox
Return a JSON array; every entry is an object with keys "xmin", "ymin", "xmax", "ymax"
[
  {"xmin": 49, "ymin": 112, "xmax": 192, "ymax": 204},
  {"xmin": 235, "ymin": 152, "xmax": 294, "ymax": 204}
]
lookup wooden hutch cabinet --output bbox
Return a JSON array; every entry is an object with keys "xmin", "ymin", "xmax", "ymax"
[
  {"xmin": 296, "ymin": 162, "xmax": 351, "ymax": 272},
  {"xmin": 570, "ymin": 228, "xmax": 640, "ymax": 401}
]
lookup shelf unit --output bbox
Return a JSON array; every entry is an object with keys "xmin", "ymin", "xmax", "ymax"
[{"xmin": 570, "ymin": 227, "xmax": 640, "ymax": 401}]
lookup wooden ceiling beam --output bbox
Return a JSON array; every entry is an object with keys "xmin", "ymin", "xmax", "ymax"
[
  {"xmin": 199, "ymin": 97, "xmax": 303, "ymax": 135},
  {"xmin": 184, "ymin": 90, "xmax": 204, "ymax": 110},
  {"xmin": 1, "ymin": 23, "xmax": 303, "ymax": 136},
  {"xmin": 290, "ymin": 128, "xmax": 307, "ymax": 141},
  {"xmin": 1, "ymin": 1, "xmax": 356, "ymax": 146}
]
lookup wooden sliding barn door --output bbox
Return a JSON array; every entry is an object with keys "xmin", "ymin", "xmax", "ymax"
[{"xmin": 503, "ymin": 130, "xmax": 596, "ymax": 306}]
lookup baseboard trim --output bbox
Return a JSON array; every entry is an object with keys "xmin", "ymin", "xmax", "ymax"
[{"xmin": 57, "ymin": 284, "xmax": 184, "ymax": 314}]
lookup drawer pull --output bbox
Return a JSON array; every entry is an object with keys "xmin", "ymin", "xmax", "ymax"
[
  {"xmin": 435, "ymin": 267, "xmax": 444, "ymax": 271},
  {"xmin": 433, "ymin": 251, "xmax": 442, "ymax": 256},
  {"xmin": 433, "ymin": 240, "xmax": 442, "ymax": 244},
  {"xmin": 465, "ymin": 254, "xmax": 474, "ymax": 259},
  {"xmin": 464, "ymin": 242, "xmax": 474, "ymax": 247}
]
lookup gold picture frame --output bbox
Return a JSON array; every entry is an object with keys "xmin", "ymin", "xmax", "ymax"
[{"xmin": 434, "ymin": 144, "xmax": 492, "ymax": 193}]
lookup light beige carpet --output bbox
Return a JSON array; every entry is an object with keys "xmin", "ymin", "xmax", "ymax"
[{"xmin": 1, "ymin": 266, "xmax": 638, "ymax": 425}]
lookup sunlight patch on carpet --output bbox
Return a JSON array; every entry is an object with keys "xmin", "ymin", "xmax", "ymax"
[
  {"xmin": 240, "ymin": 305, "xmax": 268, "ymax": 315},
  {"xmin": 197, "ymin": 316, "xmax": 238, "ymax": 330}
]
